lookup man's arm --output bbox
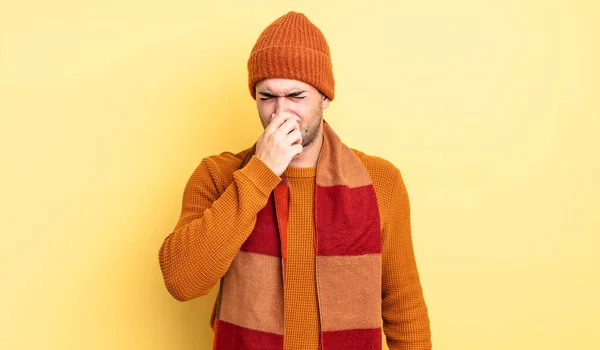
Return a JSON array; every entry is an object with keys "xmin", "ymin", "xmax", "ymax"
[
  {"xmin": 159, "ymin": 113, "xmax": 302, "ymax": 301},
  {"xmin": 158, "ymin": 155, "xmax": 281, "ymax": 301},
  {"xmin": 382, "ymin": 169, "xmax": 432, "ymax": 349}
]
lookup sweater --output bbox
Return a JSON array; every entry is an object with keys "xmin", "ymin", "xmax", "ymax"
[{"xmin": 159, "ymin": 150, "xmax": 432, "ymax": 349}]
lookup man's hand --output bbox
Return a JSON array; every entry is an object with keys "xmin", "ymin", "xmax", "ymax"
[{"xmin": 255, "ymin": 112, "xmax": 303, "ymax": 176}]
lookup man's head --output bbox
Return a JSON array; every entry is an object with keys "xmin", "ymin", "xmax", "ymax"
[
  {"xmin": 248, "ymin": 12, "xmax": 334, "ymax": 147},
  {"xmin": 256, "ymin": 78, "xmax": 329, "ymax": 148}
]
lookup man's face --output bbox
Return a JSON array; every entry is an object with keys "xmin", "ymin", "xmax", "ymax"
[{"xmin": 255, "ymin": 78, "xmax": 330, "ymax": 148}]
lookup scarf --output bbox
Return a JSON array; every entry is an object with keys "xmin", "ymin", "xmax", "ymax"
[{"xmin": 211, "ymin": 121, "xmax": 382, "ymax": 349}]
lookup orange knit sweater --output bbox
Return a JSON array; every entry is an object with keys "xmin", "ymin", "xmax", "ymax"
[{"xmin": 159, "ymin": 151, "xmax": 431, "ymax": 350}]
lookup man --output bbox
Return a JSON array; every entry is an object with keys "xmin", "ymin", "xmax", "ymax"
[{"xmin": 159, "ymin": 11, "xmax": 431, "ymax": 350}]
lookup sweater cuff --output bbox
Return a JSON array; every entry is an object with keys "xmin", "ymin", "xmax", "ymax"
[{"xmin": 237, "ymin": 155, "xmax": 282, "ymax": 196}]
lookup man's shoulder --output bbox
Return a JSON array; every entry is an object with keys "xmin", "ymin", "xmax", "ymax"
[
  {"xmin": 349, "ymin": 148, "xmax": 407, "ymax": 214},
  {"xmin": 195, "ymin": 147, "xmax": 253, "ymax": 178},
  {"xmin": 205, "ymin": 148, "xmax": 250, "ymax": 165},
  {"xmin": 350, "ymin": 148, "xmax": 401, "ymax": 183}
]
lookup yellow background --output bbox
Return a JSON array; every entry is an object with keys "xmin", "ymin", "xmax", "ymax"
[{"xmin": 1, "ymin": 0, "xmax": 599, "ymax": 349}]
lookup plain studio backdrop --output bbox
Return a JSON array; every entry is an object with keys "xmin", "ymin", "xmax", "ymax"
[{"xmin": 1, "ymin": 1, "xmax": 599, "ymax": 349}]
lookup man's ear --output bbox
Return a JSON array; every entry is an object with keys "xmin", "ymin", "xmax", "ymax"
[{"xmin": 321, "ymin": 95, "xmax": 330, "ymax": 109}]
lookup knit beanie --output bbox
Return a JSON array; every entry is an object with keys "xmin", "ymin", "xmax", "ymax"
[{"xmin": 247, "ymin": 11, "xmax": 335, "ymax": 101}]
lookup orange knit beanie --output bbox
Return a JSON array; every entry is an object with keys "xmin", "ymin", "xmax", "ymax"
[{"xmin": 247, "ymin": 11, "xmax": 335, "ymax": 101}]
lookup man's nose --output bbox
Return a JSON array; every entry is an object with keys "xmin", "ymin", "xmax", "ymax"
[{"xmin": 274, "ymin": 97, "xmax": 288, "ymax": 114}]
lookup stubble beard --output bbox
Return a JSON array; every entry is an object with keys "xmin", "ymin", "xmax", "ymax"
[{"xmin": 301, "ymin": 106, "xmax": 323, "ymax": 148}]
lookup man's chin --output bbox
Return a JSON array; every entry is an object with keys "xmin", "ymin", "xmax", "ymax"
[{"xmin": 302, "ymin": 135, "xmax": 316, "ymax": 148}]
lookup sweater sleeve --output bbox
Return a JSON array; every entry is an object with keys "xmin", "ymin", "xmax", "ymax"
[
  {"xmin": 158, "ymin": 155, "xmax": 282, "ymax": 301},
  {"xmin": 382, "ymin": 169, "xmax": 432, "ymax": 349}
]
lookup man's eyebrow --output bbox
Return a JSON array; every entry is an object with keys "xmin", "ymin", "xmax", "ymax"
[
  {"xmin": 258, "ymin": 90, "xmax": 307, "ymax": 98},
  {"xmin": 258, "ymin": 91, "xmax": 276, "ymax": 97},
  {"xmin": 286, "ymin": 90, "xmax": 306, "ymax": 97}
]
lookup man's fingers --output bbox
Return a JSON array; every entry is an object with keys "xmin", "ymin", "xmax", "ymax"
[
  {"xmin": 270, "ymin": 117, "xmax": 299, "ymax": 140},
  {"xmin": 255, "ymin": 113, "xmax": 303, "ymax": 176},
  {"xmin": 292, "ymin": 144, "xmax": 303, "ymax": 155},
  {"xmin": 264, "ymin": 113, "xmax": 287, "ymax": 134},
  {"xmin": 266, "ymin": 113, "xmax": 299, "ymax": 135},
  {"xmin": 285, "ymin": 129, "xmax": 302, "ymax": 145}
]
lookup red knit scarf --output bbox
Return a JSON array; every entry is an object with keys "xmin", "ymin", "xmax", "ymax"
[{"xmin": 212, "ymin": 121, "xmax": 382, "ymax": 349}]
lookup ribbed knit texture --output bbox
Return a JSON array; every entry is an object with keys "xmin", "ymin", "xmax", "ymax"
[
  {"xmin": 248, "ymin": 11, "xmax": 335, "ymax": 101},
  {"xmin": 282, "ymin": 166, "xmax": 320, "ymax": 349},
  {"xmin": 159, "ymin": 151, "xmax": 432, "ymax": 349}
]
